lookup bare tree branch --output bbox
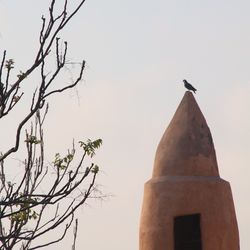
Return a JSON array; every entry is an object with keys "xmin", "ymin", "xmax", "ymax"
[
  {"xmin": 72, "ymin": 219, "xmax": 78, "ymax": 250},
  {"xmin": 0, "ymin": 1, "xmax": 87, "ymax": 162}
]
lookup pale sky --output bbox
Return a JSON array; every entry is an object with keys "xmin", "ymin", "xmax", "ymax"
[{"xmin": 0, "ymin": 0, "xmax": 250, "ymax": 249}]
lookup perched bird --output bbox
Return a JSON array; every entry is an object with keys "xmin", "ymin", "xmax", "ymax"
[{"xmin": 183, "ymin": 79, "xmax": 197, "ymax": 94}]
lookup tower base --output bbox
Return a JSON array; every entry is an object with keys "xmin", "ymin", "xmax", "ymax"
[{"xmin": 139, "ymin": 176, "xmax": 239, "ymax": 250}]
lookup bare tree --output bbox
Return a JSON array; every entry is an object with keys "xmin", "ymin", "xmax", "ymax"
[{"xmin": 0, "ymin": 1, "xmax": 103, "ymax": 249}]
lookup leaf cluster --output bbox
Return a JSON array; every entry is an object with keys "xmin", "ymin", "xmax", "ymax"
[
  {"xmin": 53, "ymin": 150, "xmax": 75, "ymax": 170},
  {"xmin": 25, "ymin": 135, "xmax": 42, "ymax": 145},
  {"xmin": 9, "ymin": 196, "xmax": 39, "ymax": 223},
  {"xmin": 79, "ymin": 139, "xmax": 103, "ymax": 158}
]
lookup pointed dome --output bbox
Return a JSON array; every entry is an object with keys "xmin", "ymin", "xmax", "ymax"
[{"xmin": 153, "ymin": 91, "xmax": 219, "ymax": 177}]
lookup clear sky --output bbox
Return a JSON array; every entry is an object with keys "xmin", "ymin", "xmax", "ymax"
[{"xmin": 0, "ymin": 0, "xmax": 250, "ymax": 249}]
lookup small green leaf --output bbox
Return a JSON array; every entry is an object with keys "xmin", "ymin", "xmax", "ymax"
[
  {"xmin": 91, "ymin": 165, "xmax": 99, "ymax": 174},
  {"xmin": 5, "ymin": 59, "xmax": 14, "ymax": 70}
]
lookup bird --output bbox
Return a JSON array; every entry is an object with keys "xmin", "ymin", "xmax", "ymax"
[{"xmin": 183, "ymin": 79, "xmax": 197, "ymax": 94}]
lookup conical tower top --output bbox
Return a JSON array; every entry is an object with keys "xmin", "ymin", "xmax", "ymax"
[{"xmin": 153, "ymin": 91, "xmax": 219, "ymax": 177}]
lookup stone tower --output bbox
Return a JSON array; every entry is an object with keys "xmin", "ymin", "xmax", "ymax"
[{"xmin": 139, "ymin": 91, "xmax": 239, "ymax": 250}]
